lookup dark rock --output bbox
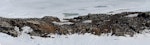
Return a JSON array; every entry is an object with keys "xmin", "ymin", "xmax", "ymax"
[
  {"xmin": 42, "ymin": 16, "xmax": 60, "ymax": 22},
  {"xmin": 137, "ymin": 13, "xmax": 150, "ymax": 18},
  {"xmin": 0, "ymin": 26, "xmax": 18, "ymax": 37},
  {"xmin": 145, "ymin": 23, "xmax": 150, "ymax": 27}
]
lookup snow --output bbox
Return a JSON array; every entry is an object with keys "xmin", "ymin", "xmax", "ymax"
[
  {"xmin": 52, "ymin": 21, "xmax": 73, "ymax": 25},
  {"xmin": 21, "ymin": 26, "xmax": 33, "ymax": 34},
  {"xmin": 1, "ymin": 31, "xmax": 150, "ymax": 45},
  {"xmin": 0, "ymin": 0, "xmax": 150, "ymax": 19},
  {"xmin": 1, "ymin": 27, "xmax": 150, "ymax": 45},
  {"xmin": 82, "ymin": 20, "xmax": 92, "ymax": 23},
  {"xmin": 125, "ymin": 14, "xmax": 138, "ymax": 17}
]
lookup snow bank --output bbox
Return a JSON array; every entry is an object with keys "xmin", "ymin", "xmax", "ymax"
[{"xmin": 1, "ymin": 29, "xmax": 150, "ymax": 45}]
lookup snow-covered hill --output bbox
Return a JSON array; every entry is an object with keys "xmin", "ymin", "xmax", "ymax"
[{"xmin": 0, "ymin": 0, "xmax": 150, "ymax": 19}]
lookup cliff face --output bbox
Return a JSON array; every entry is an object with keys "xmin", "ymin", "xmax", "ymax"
[{"xmin": 0, "ymin": 12, "xmax": 150, "ymax": 37}]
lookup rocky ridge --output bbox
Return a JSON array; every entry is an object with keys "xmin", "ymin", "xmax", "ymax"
[{"xmin": 0, "ymin": 12, "xmax": 150, "ymax": 37}]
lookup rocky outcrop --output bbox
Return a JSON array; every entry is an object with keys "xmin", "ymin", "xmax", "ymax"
[
  {"xmin": 62, "ymin": 12, "xmax": 150, "ymax": 36},
  {"xmin": 0, "ymin": 12, "xmax": 150, "ymax": 37},
  {"xmin": 0, "ymin": 16, "xmax": 60, "ymax": 37}
]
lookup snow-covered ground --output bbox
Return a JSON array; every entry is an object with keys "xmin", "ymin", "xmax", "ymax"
[
  {"xmin": 0, "ymin": 27, "xmax": 150, "ymax": 45},
  {"xmin": 0, "ymin": 0, "xmax": 150, "ymax": 19},
  {"xmin": 1, "ymin": 29, "xmax": 150, "ymax": 45},
  {"xmin": 0, "ymin": 0, "xmax": 150, "ymax": 45}
]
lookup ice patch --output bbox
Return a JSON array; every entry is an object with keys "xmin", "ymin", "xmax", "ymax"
[
  {"xmin": 125, "ymin": 14, "xmax": 138, "ymax": 17},
  {"xmin": 82, "ymin": 20, "xmax": 92, "ymax": 23},
  {"xmin": 52, "ymin": 21, "xmax": 73, "ymax": 25}
]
